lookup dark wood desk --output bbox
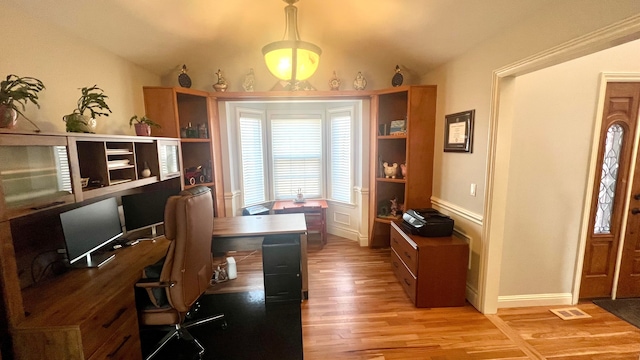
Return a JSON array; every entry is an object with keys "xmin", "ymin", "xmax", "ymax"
[
  {"xmin": 12, "ymin": 239, "xmax": 169, "ymax": 359},
  {"xmin": 212, "ymin": 213, "xmax": 309, "ymax": 299},
  {"xmin": 272, "ymin": 200, "xmax": 328, "ymax": 247}
]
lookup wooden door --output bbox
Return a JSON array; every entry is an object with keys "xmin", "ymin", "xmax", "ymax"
[
  {"xmin": 580, "ymin": 82, "xmax": 640, "ymax": 298},
  {"xmin": 617, "ymin": 95, "xmax": 640, "ymax": 297}
]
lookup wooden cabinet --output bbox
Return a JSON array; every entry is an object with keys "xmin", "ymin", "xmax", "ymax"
[
  {"xmin": 390, "ymin": 221, "xmax": 468, "ymax": 308},
  {"xmin": 143, "ymin": 86, "xmax": 225, "ymax": 217},
  {"xmin": 68, "ymin": 134, "xmax": 181, "ymax": 203},
  {"xmin": 369, "ymin": 86, "xmax": 437, "ymax": 247},
  {"xmin": 0, "ymin": 134, "xmax": 76, "ymax": 221}
]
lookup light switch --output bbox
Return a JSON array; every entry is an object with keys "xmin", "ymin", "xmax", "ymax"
[{"xmin": 470, "ymin": 183, "xmax": 477, "ymax": 197}]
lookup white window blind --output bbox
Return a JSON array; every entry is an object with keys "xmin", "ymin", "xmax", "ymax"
[
  {"xmin": 238, "ymin": 114, "xmax": 266, "ymax": 206},
  {"xmin": 271, "ymin": 118, "xmax": 322, "ymax": 199},
  {"xmin": 329, "ymin": 111, "xmax": 352, "ymax": 203}
]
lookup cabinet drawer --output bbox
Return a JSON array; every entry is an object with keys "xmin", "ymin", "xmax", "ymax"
[
  {"xmin": 88, "ymin": 314, "xmax": 142, "ymax": 360},
  {"xmin": 263, "ymin": 243, "xmax": 300, "ymax": 275},
  {"xmin": 264, "ymin": 273, "xmax": 301, "ymax": 302},
  {"xmin": 391, "ymin": 249, "xmax": 417, "ymax": 304},
  {"xmin": 81, "ymin": 288, "xmax": 137, "ymax": 358},
  {"xmin": 390, "ymin": 225, "xmax": 418, "ymax": 275}
]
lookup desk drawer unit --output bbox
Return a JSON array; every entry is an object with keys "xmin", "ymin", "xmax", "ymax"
[
  {"xmin": 390, "ymin": 221, "xmax": 469, "ymax": 308},
  {"xmin": 390, "ymin": 248, "xmax": 417, "ymax": 304},
  {"xmin": 81, "ymin": 288, "xmax": 139, "ymax": 358},
  {"xmin": 262, "ymin": 235, "xmax": 301, "ymax": 303},
  {"xmin": 88, "ymin": 314, "xmax": 142, "ymax": 360}
]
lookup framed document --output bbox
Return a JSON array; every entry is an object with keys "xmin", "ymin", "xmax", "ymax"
[{"xmin": 444, "ymin": 110, "xmax": 474, "ymax": 153}]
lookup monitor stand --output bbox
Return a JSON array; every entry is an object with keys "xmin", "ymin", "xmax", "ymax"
[
  {"xmin": 72, "ymin": 252, "xmax": 116, "ymax": 268},
  {"xmin": 137, "ymin": 224, "xmax": 164, "ymax": 241}
]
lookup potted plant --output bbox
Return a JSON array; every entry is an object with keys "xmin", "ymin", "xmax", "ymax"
[
  {"xmin": 63, "ymin": 85, "xmax": 112, "ymax": 133},
  {"xmin": 129, "ymin": 115, "xmax": 160, "ymax": 136},
  {"xmin": 0, "ymin": 74, "xmax": 45, "ymax": 130}
]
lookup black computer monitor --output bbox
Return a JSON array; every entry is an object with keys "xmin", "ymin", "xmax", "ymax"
[
  {"xmin": 60, "ymin": 197, "xmax": 122, "ymax": 268},
  {"xmin": 121, "ymin": 187, "xmax": 180, "ymax": 239}
]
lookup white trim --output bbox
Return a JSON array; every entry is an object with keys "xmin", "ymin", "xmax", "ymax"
[
  {"xmin": 498, "ymin": 293, "xmax": 573, "ymax": 309},
  {"xmin": 452, "ymin": 229, "xmax": 473, "ymax": 270},
  {"xmin": 483, "ymin": 15, "xmax": 640, "ymax": 315},
  {"xmin": 466, "ymin": 284, "xmax": 480, "ymax": 311},
  {"xmin": 327, "ymin": 225, "xmax": 360, "ymax": 242},
  {"xmin": 431, "ymin": 196, "xmax": 483, "ymax": 226}
]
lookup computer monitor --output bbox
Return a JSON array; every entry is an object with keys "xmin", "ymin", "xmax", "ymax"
[
  {"xmin": 60, "ymin": 197, "xmax": 122, "ymax": 268},
  {"xmin": 121, "ymin": 187, "xmax": 180, "ymax": 239}
]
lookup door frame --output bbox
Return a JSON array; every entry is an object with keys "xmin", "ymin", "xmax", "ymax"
[
  {"xmin": 576, "ymin": 74, "xmax": 640, "ymax": 300},
  {"xmin": 480, "ymin": 15, "xmax": 640, "ymax": 314}
]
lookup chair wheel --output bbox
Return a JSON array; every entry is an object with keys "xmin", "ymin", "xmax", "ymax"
[{"xmin": 221, "ymin": 320, "xmax": 228, "ymax": 330}]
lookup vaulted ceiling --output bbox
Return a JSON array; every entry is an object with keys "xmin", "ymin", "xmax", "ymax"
[{"xmin": 9, "ymin": 0, "xmax": 554, "ymax": 78}]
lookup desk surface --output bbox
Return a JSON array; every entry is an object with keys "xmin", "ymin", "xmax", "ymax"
[
  {"xmin": 271, "ymin": 199, "xmax": 328, "ymax": 211},
  {"xmin": 212, "ymin": 213, "xmax": 307, "ymax": 237},
  {"xmin": 18, "ymin": 238, "xmax": 169, "ymax": 328}
]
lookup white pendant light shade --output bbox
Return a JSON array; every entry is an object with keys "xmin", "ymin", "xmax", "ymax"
[{"xmin": 262, "ymin": 0, "xmax": 321, "ymax": 82}]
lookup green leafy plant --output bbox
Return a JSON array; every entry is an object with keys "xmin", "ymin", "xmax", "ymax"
[
  {"xmin": 0, "ymin": 74, "xmax": 45, "ymax": 131},
  {"xmin": 71, "ymin": 85, "xmax": 112, "ymax": 118},
  {"xmin": 0, "ymin": 75, "xmax": 45, "ymax": 114},
  {"xmin": 129, "ymin": 115, "xmax": 160, "ymax": 128}
]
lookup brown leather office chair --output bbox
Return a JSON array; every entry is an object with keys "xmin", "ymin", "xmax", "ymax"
[{"xmin": 136, "ymin": 186, "xmax": 225, "ymax": 360}]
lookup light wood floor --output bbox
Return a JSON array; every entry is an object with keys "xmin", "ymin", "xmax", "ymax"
[{"xmin": 209, "ymin": 235, "xmax": 640, "ymax": 359}]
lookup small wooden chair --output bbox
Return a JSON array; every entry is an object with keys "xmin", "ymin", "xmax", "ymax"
[{"xmin": 278, "ymin": 206, "xmax": 326, "ymax": 247}]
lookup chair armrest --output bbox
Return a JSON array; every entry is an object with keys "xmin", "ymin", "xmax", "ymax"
[{"xmin": 135, "ymin": 279, "xmax": 175, "ymax": 288}]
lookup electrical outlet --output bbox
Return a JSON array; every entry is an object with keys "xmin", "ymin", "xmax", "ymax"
[{"xmin": 470, "ymin": 183, "xmax": 477, "ymax": 197}]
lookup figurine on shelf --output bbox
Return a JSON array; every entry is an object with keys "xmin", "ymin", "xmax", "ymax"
[
  {"xmin": 391, "ymin": 65, "xmax": 403, "ymax": 87},
  {"xmin": 400, "ymin": 163, "xmax": 407, "ymax": 178},
  {"xmin": 383, "ymin": 161, "xmax": 398, "ymax": 178},
  {"xmin": 243, "ymin": 68, "xmax": 255, "ymax": 92},
  {"xmin": 390, "ymin": 197, "xmax": 404, "ymax": 217},
  {"xmin": 353, "ymin": 71, "xmax": 367, "ymax": 90},
  {"xmin": 329, "ymin": 71, "xmax": 341, "ymax": 91},
  {"xmin": 213, "ymin": 69, "xmax": 228, "ymax": 92}
]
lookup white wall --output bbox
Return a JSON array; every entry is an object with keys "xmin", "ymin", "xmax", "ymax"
[
  {"xmin": 0, "ymin": 3, "xmax": 160, "ymax": 135},
  {"xmin": 422, "ymin": 0, "xmax": 640, "ymax": 310}
]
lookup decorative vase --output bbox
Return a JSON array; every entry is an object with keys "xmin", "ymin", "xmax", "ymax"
[
  {"xmin": 134, "ymin": 123, "xmax": 151, "ymax": 136},
  {"xmin": 141, "ymin": 162, "xmax": 151, "ymax": 178},
  {"xmin": 213, "ymin": 69, "xmax": 228, "ymax": 92},
  {"xmin": 392, "ymin": 65, "xmax": 404, "ymax": 87},
  {"xmin": 0, "ymin": 105, "xmax": 18, "ymax": 129},
  {"xmin": 63, "ymin": 114, "xmax": 96, "ymax": 133}
]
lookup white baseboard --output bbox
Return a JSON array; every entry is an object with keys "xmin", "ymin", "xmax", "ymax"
[
  {"xmin": 497, "ymin": 293, "xmax": 573, "ymax": 308},
  {"xmin": 466, "ymin": 285, "xmax": 480, "ymax": 310},
  {"xmin": 328, "ymin": 225, "xmax": 359, "ymax": 242}
]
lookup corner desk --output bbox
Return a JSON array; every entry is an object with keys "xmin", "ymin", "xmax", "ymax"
[
  {"xmin": 272, "ymin": 200, "xmax": 327, "ymax": 247},
  {"xmin": 212, "ymin": 213, "xmax": 309, "ymax": 299},
  {"xmin": 12, "ymin": 238, "xmax": 170, "ymax": 360}
]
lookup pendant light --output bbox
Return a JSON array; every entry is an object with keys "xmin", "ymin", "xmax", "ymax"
[{"xmin": 262, "ymin": 0, "xmax": 321, "ymax": 85}]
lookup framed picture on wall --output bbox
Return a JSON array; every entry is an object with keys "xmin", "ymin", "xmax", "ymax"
[{"xmin": 444, "ymin": 110, "xmax": 475, "ymax": 153}]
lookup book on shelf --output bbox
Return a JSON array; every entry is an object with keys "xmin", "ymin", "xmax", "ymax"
[{"xmin": 389, "ymin": 119, "xmax": 406, "ymax": 135}]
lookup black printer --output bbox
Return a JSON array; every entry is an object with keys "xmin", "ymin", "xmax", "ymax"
[{"xmin": 401, "ymin": 208, "xmax": 454, "ymax": 237}]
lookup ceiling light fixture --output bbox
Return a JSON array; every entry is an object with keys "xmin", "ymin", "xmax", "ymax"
[{"xmin": 262, "ymin": 0, "xmax": 321, "ymax": 86}]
